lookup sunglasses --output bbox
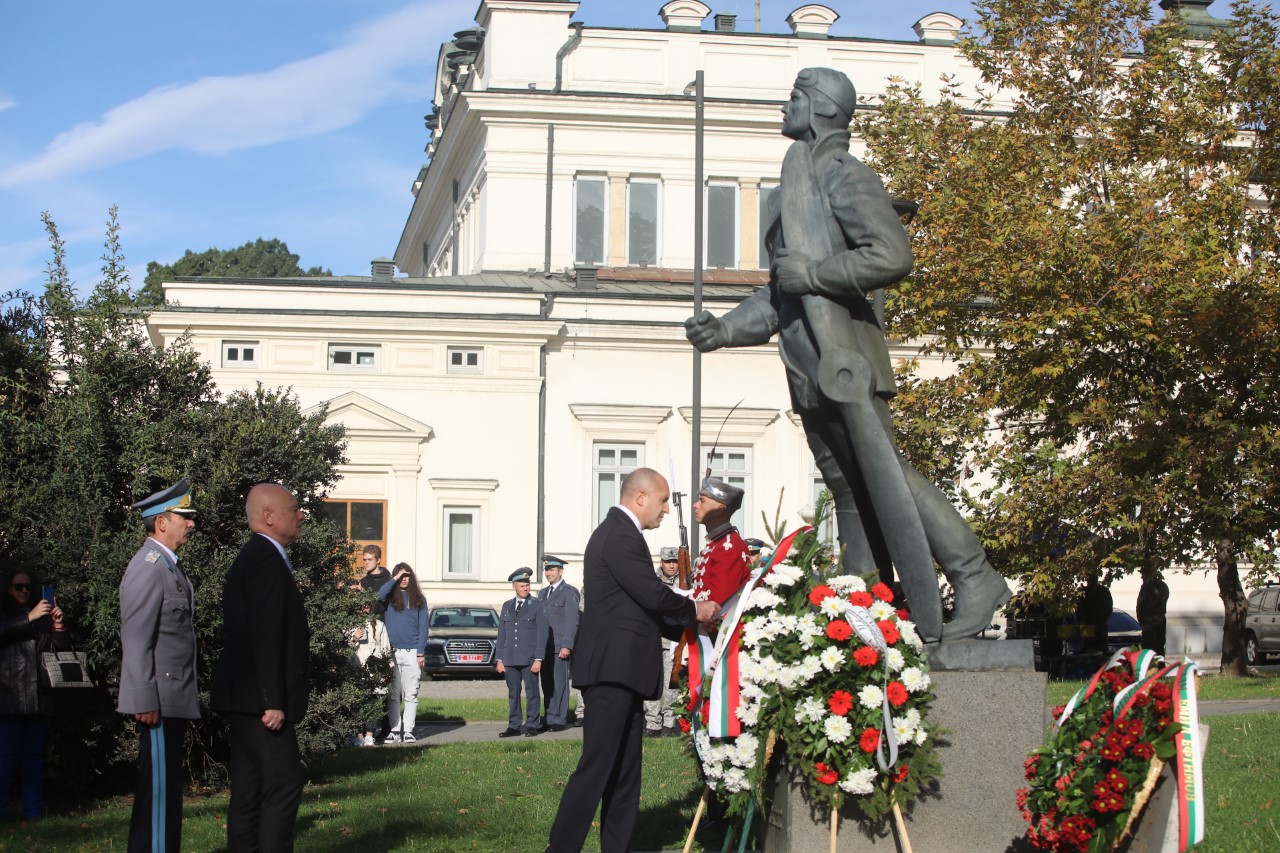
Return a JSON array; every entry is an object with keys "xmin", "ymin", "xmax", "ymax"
[{"xmin": 11, "ymin": 583, "xmax": 31, "ymax": 591}]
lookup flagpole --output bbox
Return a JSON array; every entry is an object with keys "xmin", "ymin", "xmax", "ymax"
[{"xmin": 691, "ymin": 68, "xmax": 704, "ymax": 556}]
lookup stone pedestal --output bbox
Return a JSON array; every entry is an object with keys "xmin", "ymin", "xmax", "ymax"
[{"xmin": 764, "ymin": 639, "xmax": 1045, "ymax": 852}]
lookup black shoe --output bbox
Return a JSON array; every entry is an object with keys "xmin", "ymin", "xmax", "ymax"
[
  {"xmin": 661, "ymin": 725, "xmax": 682, "ymax": 738},
  {"xmin": 524, "ymin": 728, "xmax": 538, "ymax": 737},
  {"xmin": 498, "ymin": 728, "xmax": 521, "ymax": 738},
  {"xmin": 646, "ymin": 728, "xmax": 663, "ymax": 738},
  {"xmin": 547, "ymin": 723, "xmax": 567, "ymax": 732}
]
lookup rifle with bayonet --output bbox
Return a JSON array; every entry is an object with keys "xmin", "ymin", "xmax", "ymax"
[{"xmin": 669, "ymin": 489, "xmax": 692, "ymax": 687}]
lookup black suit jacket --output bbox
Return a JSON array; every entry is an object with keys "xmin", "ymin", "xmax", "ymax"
[
  {"xmin": 211, "ymin": 533, "xmax": 311, "ymax": 723},
  {"xmin": 572, "ymin": 507, "xmax": 696, "ymax": 700}
]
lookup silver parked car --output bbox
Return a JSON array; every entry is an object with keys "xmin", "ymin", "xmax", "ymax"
[{"xmin": 1246, "ymin": 584, "xmax": 1280, "ymax": 665}]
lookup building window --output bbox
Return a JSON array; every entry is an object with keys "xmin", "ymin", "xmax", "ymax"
[
  {"xmin": 328, "ymin": 344, "xmax": 380, "ymax": 371},
  {"xmin": 706, "ymin": 182, "xmax": 739, "ymax": 269},
  {"xmin": 421, "ymin": 240, "xmax": 431, "ymax": 268},
  {"xmin": 447, "ymin": 347, "xmax": 483, "ymax": 374},
  {"xmin": 702, "ymin": 445, "xmax": 751, "ymax": 531},
  {"xmin": 320, "ymin": 499, "xmax": 387, "ymax": 573},
  {"xmin": 758, "ymin": 183, "xmax": 777, "ymax": 269},
  {"xmin": 222, "ymin": 341, "xmax": 259, "ymax": 368},
  {"xmin": 575, "ymin": 177, "xmax": 607, "ymax": 265},
  {"xmin": 444, "ymin": 506, "xmax": 480, "ymax": 577},
  {"xmin": 627, "ymin": 179, "xmax": 659, "ymax": 266},
  {"xmin": 594, "ymin": 443, "xmax": 643, "ymax": 525}
]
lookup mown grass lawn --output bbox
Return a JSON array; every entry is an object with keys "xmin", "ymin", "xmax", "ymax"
[
  {"xmin": 1047, "ymin": 670, "xmax": 1280, "ymax": 707},
  {"xmin": 4, "ymin": 711, "xmax": 1276, "ymax": 852}
]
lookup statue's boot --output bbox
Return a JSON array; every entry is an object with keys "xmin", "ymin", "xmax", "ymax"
[{"xmin": 940, "ymin": 564, "xmax": 1013, "ymax": 641}]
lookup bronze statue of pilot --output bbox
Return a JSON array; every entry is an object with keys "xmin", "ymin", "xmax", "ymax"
[{"xmin": 685, "ymin": 67, "xmax": 1011, "ymax": 643}]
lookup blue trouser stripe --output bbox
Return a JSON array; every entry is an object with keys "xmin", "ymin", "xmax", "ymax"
[{"xmin": 151, "ymin": 725, "xmax": 166, "ymax": 852}]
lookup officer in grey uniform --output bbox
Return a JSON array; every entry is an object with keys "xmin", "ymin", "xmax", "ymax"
[
  {"xmin": 644, "ymin": 546, "xmax": 683, "ymax": 736},
  {"xmin": 495, "ymin": 567, "xmax": 549, "ymax": 737},
  {"xmin": 118, "ymin": 478, "xmax": 200, "ymax": 853},
  {"xmin": 538, "ymin": 554, "xmax": 580, "ymax": 732}
]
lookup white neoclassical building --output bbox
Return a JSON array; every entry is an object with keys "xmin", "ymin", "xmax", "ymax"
[{"xmin": 147, "ymin": 0, "xmax": 1226, "ymax": 652}]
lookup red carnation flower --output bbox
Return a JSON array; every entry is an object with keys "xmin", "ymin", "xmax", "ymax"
[
  {"xmin": 859, "ymin": 727, "xmax": 881, "ymax": 754},
  {"xmin": 1024, "ymin": 755, "xmax": 1040, "ymax": 781},
  {"xmin": 877, "ymin": 620, "xmax": 900, "ymax": 645},
  {"xmin": 886, "ymin": 681, "xmax": 909, "ymax": 707},
  {"xmin": 825, "ymin": 619, "xmax": 853, "ymax": 642},
  {"xmin": 896, "ymin": 608, "xmax": 910, "ymax": 621},
  {"xmin": 853, "ymin": 646, "xmax": 879, "ymax": 667},
  {"xmin": 894, "ymin": 763, "xmax": 910, "ymax": 783},
  {"xmin": 828, "ymin": 690, "xmax": 854, "ymax": 716},
  {"xmin": 815, "ymin": 762, "xmax": 839, "ymax": 785},
  {"xmin": 808, "ymin": 585, "xmax": 836, "ymax": 607},
  {"xmin": 849, "ymin": 591, "xmax": 874, "ymax": 608},
  {"xmin": 871, "ymin": 582, "xmax": 895, "ymax": 603},
  {"xmin": 677, "ymin": 717, "xmax": 691, "ymax": 733}
]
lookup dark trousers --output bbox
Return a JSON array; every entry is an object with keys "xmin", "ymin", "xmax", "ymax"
[
  {"xmin": 547, "ymin": 683, "xmax": 645, "ymax": 853},
  {"xmin": 540, "ymin": 652, "xmax": 571, "ymax": 726},
  {"xmin": 127, "ymin": 718, "xmax": 187, "ymax": 852},
  {"xmin": 0, "ymin": 715, "xmax": 50, "ymax": 819},
  {"xmin": 225, "ymin": 714, "xmax": 306, "ymax": 853},
  {"xmin": 504, "ymin": 664, "xmax": 541, "ymax": 730}
]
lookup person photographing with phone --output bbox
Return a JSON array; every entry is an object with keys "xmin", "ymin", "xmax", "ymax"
[
  {"xmin": 0, "ymin": 560, "xmax": 70, "ymax": 821},
  {"xmin": 378, "ymin": 563, "xmax": 428, "ymax": 743},
  {"xmin": 117, "ymin": 478, "xmax": 200, "ymax": 852}
]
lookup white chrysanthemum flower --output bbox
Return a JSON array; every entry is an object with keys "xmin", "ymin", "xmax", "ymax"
[
  {"xmin": 737, "ymin": 703, "xmax": 759, "ymax": 727},
  {"xmin": 763, "ymin": 563, "xmax": 803, "ymax": 589},
  {"xmin": 893, "ymin": 717, "xmax": 915, "ymax": 743},
  {"xmin": 828, "ymin": 574, "xmax": 867, "ymax": 594},
  {"xmin": 739, "ymin": 657, "xmax": 764, "ymax": 684},
  {"xmin": 898, "ymin": 621, "xmax": 924, "ymax": 651},
  {"xmin": 869, "ymin": 600, "xmax": 895, "ymax": 621},
  {"xmin": 741, "ymin": 621, "xmax": 766, "ymax": 648},
  {"xmin": 858, "ymin": 684, "xmax": 885, "ymax": 709},
  {"xmin": 796, "ymin": 696, "xmax": 825, "ymax": 723},
  {"xmin": 740, "ymin": 682, "xmax": 765, "ymax": 702},
  {"xmin": 746, "ymin": 587, "xmax": 784, "ymax": 611},
  {"xmin": 839, "ymin": 767, "xmax": 878, "ymax": 795},
  {"xmin": 905, "ymin": 708, "xmax": 922, "ymax": 727},
  {"xmin": 819, "ymin": 646, "xmax": 844, "ymax": 672},
  {"xmin": 914, "ymin": 727, "xmax": 929, "ymax": 746},
  {"xmin": 723, "ymin": 767, "xmax": 749, "ymax": 792},
  {"xmin": 695, "ymin": 730, "xmax": 711, "ymax": 754},
  {"xmin": 885, "ymin": 647, "xmax": 906, "ymax": 672},
  {"xmin": 800, "ymin": 654, "xmax": 823, "ymax": 678},
  {"xmin": 819, "ymin": 596, "xmax": 846, "ymax": 619},
  {"xmin": 901, "ymin": 666, "xmax": 931, "ymax": 693},
  {"xmin": 824, "ymin": 714, "xmax": 854, "ymax": 744}
]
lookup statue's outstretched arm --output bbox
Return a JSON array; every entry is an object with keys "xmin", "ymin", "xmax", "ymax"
[{"xmin": 685, "ymin": 285, "xmax": 779, "ymax": 352}]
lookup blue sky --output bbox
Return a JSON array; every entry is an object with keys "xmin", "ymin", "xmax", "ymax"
[{"xmin": 0, "ymin": 0, "xmax": 971, "ymax": 297}]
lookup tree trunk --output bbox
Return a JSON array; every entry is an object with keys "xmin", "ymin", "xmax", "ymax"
[{"xmin": 1216, "ymin": 541, "xmax": 1250, "ymax": 677}]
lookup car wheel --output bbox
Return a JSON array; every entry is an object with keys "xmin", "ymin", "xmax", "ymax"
[{"xmin": 1245, "ymin": 633, "xmax": 1260, "ymax": 666}]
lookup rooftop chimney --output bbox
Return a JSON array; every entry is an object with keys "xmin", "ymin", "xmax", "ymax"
[
  {"xmin": 371, "ymin": 258, "xmax": 395, "ymax": 281},
  {"xmin": 574, "ymin": 265, "xmax": 598, "ymax": 290},
  {"xmin": 714, "ymin": 12, "xmax": 736, "ymax": 32}
]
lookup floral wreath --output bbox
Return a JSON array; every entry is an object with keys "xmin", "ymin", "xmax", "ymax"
[
  {"xmin": 678, "ymin": 517, "xmax": 941, "ymax": 827},
  {"xmin": 1019, "ymin": 648, "xmax": 1205, "ymax": 852}
]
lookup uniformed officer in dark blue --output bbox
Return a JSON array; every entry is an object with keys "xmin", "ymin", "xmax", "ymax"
[
  {"xmin": 538, "ymin": 554, "xmax": 580, "ymax": 732},
  {"xmin": 118, "ymin": 478, "xmax": 200, "ymax": 853},
  {"xmin": 495, "ymin": 567, "xmax": 549, "ymax": 737},
  {"xmin": 745, "ymin": 538, "xmax": 766, "ymax": 570}
]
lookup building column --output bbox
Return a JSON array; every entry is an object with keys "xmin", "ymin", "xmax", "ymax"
[{"xmin": 607, "ymin": 172, "xmax": 629, "ymax": 267}]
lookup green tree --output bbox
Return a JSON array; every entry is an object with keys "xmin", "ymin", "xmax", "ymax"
[
  {"xmin": 138, "ymin": 237, "xmax": 332, "ymax": 306},
  {"xmin": 0, "ymin": 209, "xmax": 380, "ymax": 794},
  {"xmin": 864, "ymin": 0, "xmax": 1280, "ymax": 674}
]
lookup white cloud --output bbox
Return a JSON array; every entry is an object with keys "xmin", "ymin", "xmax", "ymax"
[
  {"xmin": 0, "ymin": 92, "xmax": 15, "ymax": 113},
  {"xmin": 0, "ymin": 1, "xmax": 449, "ymax": 188}
]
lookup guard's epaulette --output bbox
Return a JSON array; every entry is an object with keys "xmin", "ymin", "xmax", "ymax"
[{"xmin": 145, "ymin": 550, "xmax": 161, "ymax": 563}]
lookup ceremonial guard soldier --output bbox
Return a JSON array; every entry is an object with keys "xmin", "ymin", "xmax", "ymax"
[
  {"xmin": 538, "ymin": 554, "xmax": 580, "ymax": 732},
  {"xmin": 685, "ymin": 476, "xmax": 754, "ymax": 738},
  {"xmin": 118, "ymin": 478, "xmax": 200, "ymax": 853},
  {"xmin": 495, "ymin": 567, "xmax": 548, "ymax": 737}
]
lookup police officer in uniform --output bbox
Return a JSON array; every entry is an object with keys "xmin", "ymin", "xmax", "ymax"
[
  {"xmin": 495, "ymin": 567, "xmax": 548, "ymax": 737},
  {"xmin": 538, "ymin": 554, "xmax": 580, "ymax": 732},
  {"xmin": 118, "ymin": 478, "xmax": 200, "ymax": 853}
]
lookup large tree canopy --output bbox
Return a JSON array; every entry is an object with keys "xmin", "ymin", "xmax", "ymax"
[
  {"xmin": 138, "ymin": 237, "xmax": 331, "ymax": 306},
  {"xmin": 0, "ymin": 210, "xmax": 379, "ymax": 793},
  {"xmin": 867, "ymin": 0, "xmax": 1280, "ymax": 673}
]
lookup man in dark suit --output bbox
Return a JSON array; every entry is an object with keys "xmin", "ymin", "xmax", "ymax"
[
  {"xmin": 546, "ymin": 468, "xmax": 717, "ymax": 853},
  {"xmin": 211, "ymin": 483, "xmax": 310, "ymax": 853}
]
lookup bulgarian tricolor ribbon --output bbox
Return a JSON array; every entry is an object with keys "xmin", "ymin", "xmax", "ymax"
[{"xmin": 687, "ymin": 526, "xmax": 811, "ymax": 740}]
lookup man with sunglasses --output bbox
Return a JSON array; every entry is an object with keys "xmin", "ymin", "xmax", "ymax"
[{"xmin": 118, "ymin": 478, "xmax": 200, "ymax": 853}]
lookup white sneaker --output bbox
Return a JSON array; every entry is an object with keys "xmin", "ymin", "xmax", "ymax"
[
  {"xmin": 361, "ymin": 734, "xmax": 375, "ymax": 747},
  {"xmin": 384, "ymin": 732, "xmax": 401, "ymax": 743},
  {"xmin": 402, "ymin": 732, "xmax": 416, "ymax": 743}
]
